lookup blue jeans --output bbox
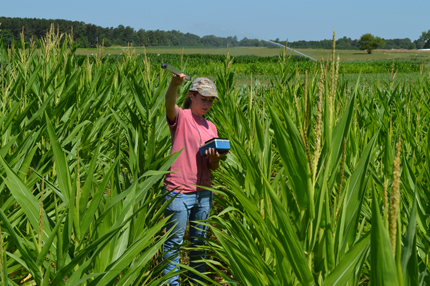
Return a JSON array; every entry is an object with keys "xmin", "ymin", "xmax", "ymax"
[{"xmin": 163, "ymin": 190, "xmax": 213, "ymax": 286}]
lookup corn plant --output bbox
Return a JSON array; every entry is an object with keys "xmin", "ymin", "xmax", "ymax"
[
  {"xmin": 1, "ymin": 27, "xmax": 430, "ymax": 286},
  {"xmin": 204, "ymin": 35, "xmax": 430, "ymax": 286},
  {"xmin": 0, "ymin": 27, "xmax": 190, "ymax": 286}
]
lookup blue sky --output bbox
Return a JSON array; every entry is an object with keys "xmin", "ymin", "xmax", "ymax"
[{"xmin": 2, "ymin": 0, "xmax": 429, "ymax": 42}]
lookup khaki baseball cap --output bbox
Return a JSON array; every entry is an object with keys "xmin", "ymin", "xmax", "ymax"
[{"xmin": 189, "ymin": 77, "xmax": 219, "ymax": 100}]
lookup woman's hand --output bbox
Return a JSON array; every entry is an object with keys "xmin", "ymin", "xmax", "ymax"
[
  {"xmin": 206, "ymin": 148, "xmax": 229, "ymax": 170},
  {"xmin": 171, "ymin": 73, "xmax": 186, "ymax": 86}
]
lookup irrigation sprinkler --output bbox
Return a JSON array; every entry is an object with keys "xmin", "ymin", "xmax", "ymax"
[{"xmin": 262, "ymin": 39, "xmax": 317, "ymax": 61}]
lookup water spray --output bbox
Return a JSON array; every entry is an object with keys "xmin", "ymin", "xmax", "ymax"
[{"xmin": 262, "ymin": 39, "xmax": 317, "ymax": 61}]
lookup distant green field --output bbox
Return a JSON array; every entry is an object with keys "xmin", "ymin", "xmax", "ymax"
[
  {"xmin": 76, "ymin": 46, "xmax": 430, "ymax": 62},
  {"xmin": 234, "ymin": 72, "xmax": 426, "ymax": 85},
  {"xmin": 77, "ymin": 46, "xmax": 284, "ymax": 57},
  {"xmin": 74, "ymin": 48, "xmax": 429, "ymax": 87},
  {"xmin": 76, "ymin": 49, "xmax": 430, "ymax": 86},
  {"xmin": 74, "ymin": 46, "xmax": 429, "ymax": 87},
  {"xmin": 301, "ymin": 48, "xmax": 430, "ymax": 62}
]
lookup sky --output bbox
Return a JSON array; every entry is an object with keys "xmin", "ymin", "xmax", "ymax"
[{"xmin": 2, "ymin": 0, "xmax": 430, "ymax": 42}]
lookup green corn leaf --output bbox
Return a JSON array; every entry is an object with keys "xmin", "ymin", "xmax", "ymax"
[
  {"xmin": 6, "ymin": 72, "xmax": 24, "ymax": 99},
  {"xmin": 131, "ymin": 84, "xmax": 148, "ymax": 121},
  {"xmin": 92, "ymin": 181, "xmax": 138, "ymax": 228},
  {"xmin": 1, "ymin": 248, "xmax": 8, "ymax": 286},
  {"xmin": 134, "ymin": 150, "xmax": 182, "ymax": 202},
  {"xmin": 114, "ymin": 232, "xmax": 171, "ymax": 286},
  {"xmin": 45, "ymin": 112, "xmax": 73, "ymax": 203},
  {"xmin": 272, "ymin": 238, "xmax": 292, "ymax": 286},
  {"xmin": 149, "ymin": 75, "xmax": 168, "ymax": 112},
  {"xmin": 177, "ymin": 262, "xmax": 223, "ymax": 286},
  {"xmin": 261, "ymin": 174, "xmax": 314, "ymax": 286},
  {"xmin": 427, "ymin": 123, "xmax": 430, "ymax": 182},
  {"xmin": 43, "ymin": 59, "xmax": 64, "ymax": 91},
  {"xmin": 328, "ymin": 86, "xmax": 356, "ymax": 176},
  {"xmin": 18, "ymin": 145, "xmax": 38, "ymax": 182},
  {"xmin": 0, "ymin": 156, "xmax": 52, "ymax": 243},
  {"xmin": 32, "ymin": 169, "xmax": 66, "ymax": 203},
  {"xmin": 0, "ymin": 100, "xmax": 21, "ymax": 133},
  {"xmin": 323, "ymin": 232, "xmax": 370, "ymax": 286},
  {"xmin": 370, "ymin": 187, "xmax": 400, "ymax": 286},
  {"xmin": 65, "ymin": 254, "xmax": 100, "ymax": 285},
  {"xmin": 401, "ymin": 186, "xmax": 419, "ymax": 286},
  {"xmin": 13, "ymin": 98, "xmax": 36, "ymax": 129},
  {"xmin": 26, "ymin": 91, "xmax": 56, "ymax": 127},
  {"xmin": 61, "ymin": 70, "xmax": 80, "ymax": 97},
  {"xmin": 384, "ymin": 130, "xmax": 394, "ymax": 178},
  {"xmin": 24, "ymin": 63, "xmax": 42, "ymax": 94},
  {"xmin": 91, "ymin": 217, "xmax": 170, "ymax": 285},
  {"xmin": 50, "ymin": 206, "xmax": 145, "ymax": 285},
  {"xmin": 108, "ymin": 174, "xmax": 159, "ymax": 235},
  {"xmin": 5, "ymin": 252, "xmax": 32, "ymax": 279},
  {"xmin": 253, "ymin": 108, "xmax": 265, "ymax": 152},
  {"xmin": 341, "ymin": 132, "xmax": 378, "ymax": 252},
  {"xmin": 144, "ymin": 114, "xmax": 157, "ymax": 171},
  {"xmin": 78, "ymin": 139, "xmax": 101, "ymax": 220},
  {"xmin": 41, "ymin": 265, "xmax": 51, "ymax": 286},
  {"xmin": 79, "ymin": 156, "xmax": 119, "ymax": 237},
  {"xmin": 36, "ymin": 211, "xmax": 67, "ymax": 266},
  {"xmin": 67, "ymin": 273, "xmax": 105, "ymax": 286},
  {"xmin": 0, "ymin": 135, "xmax": 18, "ymax": 158},
  {"xmin": 0, "ymin": 209, "xmax": 41, "ymax": 283},
  {"xmin": 212, "ymin": 230, "xmax": 263, "ymax": 285},
  {"xmin": 269, "ymin": 105, "xmax": 312, "ymax": 215}
]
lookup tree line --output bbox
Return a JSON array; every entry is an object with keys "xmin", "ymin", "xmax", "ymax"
[
  {"xmin": 281, "ymin": 34, "xmax": 430, "ymax": 50},
  {"xmin": 1, "ymin": 16, "xmax": 430, "ymax": 50},
  {"xmin": 0, "ymin": 17, "xmax": 278, "ymax": 48}
]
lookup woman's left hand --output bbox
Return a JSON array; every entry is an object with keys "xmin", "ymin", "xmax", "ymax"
[{"xmin": 205, "ymin": 148, "xmax": 229, "ymax": 162}]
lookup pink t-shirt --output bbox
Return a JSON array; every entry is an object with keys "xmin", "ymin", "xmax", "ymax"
[{"xmin": 164, "ymin": 107, "xmax": 218, "ymax": 193}]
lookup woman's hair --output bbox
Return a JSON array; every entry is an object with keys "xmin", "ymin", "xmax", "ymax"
[{"xmin": 183, "ymin": 92, "xmax": 197, "ymax": 109}]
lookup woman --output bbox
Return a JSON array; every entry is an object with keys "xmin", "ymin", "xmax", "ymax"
[{"xmin": 163, "ymin": 73, "xmax": 227, "ymax": 286}]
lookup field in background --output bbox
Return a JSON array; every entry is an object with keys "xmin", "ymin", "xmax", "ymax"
[
  {"xmin": 299, "ymin": 48, "xmax": 430, "ymax": 61},
  {"xmin": 76, "ymin": 46, "xmax": 430, "ymax": 62},
  {"xmin": 75, "ymin": 48, "xmax": 429, "ymax": 86},
  {"xmin": 76, "ymin": 46, "xmax": 284, "ymax": 57},
  {"xmin": 76, "ymin": 46, "xmax": 430, "ymax": 87}
]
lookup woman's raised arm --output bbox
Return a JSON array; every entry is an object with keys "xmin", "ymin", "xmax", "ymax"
[{"xmin": 165, "ymin": 73, "xmax": 185, "ymax": 122}]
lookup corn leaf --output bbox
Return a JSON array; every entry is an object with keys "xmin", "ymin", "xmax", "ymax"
[
  {"xmin": 370, "ymin": 188, "xmax": 400, "ymax": 286},
  {"xmin": 323, "ymin": 232, "xmax": 370, "ymax": 286}
]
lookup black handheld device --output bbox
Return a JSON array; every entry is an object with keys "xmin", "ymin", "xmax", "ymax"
[{"xmin": 161, "ymin": 63, "xmax": 192, "ymax": 81}]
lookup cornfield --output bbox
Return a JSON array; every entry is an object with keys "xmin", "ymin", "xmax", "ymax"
[
  {"xmin": 86, "ymin": 53, "xmax": 427, "ymax": 76},
  {"xmin": 0, "ymin": 27, "xmax": 429, "ymax": 286}
]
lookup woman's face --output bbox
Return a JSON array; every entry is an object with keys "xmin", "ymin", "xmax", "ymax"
[{"xmin": 190, "ymin": 92, "xmax": 215, "ymax": 117}]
